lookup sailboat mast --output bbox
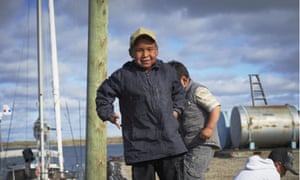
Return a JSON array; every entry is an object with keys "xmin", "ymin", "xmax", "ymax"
[
  {"xmin": 37, "ymin": 0, "xmax": 48, "ymax": 179},
  {"xmin": 48, "ymin": 0, "xmax": 64, "ymax": 175}
]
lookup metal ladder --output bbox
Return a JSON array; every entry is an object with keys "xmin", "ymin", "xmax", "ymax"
[{"xmin": 248, "ymin": 74, "xmax": 268, "ymax": 106}]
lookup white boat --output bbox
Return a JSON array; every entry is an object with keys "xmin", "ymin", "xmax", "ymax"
[{"xmin": 0, "ymin": 0, "xmax": 82, "ymax": 179}]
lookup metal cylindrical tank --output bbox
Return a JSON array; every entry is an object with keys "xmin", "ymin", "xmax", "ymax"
[
  {"xmin": 230, "ymin": 105, "xmax": 299, "ymax": 149},
  {"xmin": 217, "ymin": 111, "xmax": 231, "ymax": 149}
]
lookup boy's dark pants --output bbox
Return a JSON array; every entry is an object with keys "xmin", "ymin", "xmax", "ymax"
[{"xmin": 132, "ymin": 154, "xmax": 184, "ymax": 180}]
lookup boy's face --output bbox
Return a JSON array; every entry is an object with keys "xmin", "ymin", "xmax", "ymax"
[{"xmin": 130, "ymin": 38, "xmax": 158, "ymax": 72}]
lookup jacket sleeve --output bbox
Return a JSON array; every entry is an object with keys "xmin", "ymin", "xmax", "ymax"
[{"xmin": 95, "ymin": 72, "xmax": 121, "ymax": 121}]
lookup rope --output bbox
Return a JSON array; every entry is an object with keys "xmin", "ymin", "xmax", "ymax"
[{"xmin": 64, "ymin": 102, "xmax": 79, "ymax": 165}]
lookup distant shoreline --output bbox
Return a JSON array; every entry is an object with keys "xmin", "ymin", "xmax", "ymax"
[{"xmin": 2, "ymin": 136, "xmax": 123, "ymax": 148}]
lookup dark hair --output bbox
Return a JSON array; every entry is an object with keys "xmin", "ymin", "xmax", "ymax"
[{"xmin": 168, "ymin": 60, "xmax": 190, "ymax": 80}]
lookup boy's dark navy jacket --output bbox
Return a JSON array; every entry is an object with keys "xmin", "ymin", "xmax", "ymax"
[{"xmin": 96, "ymin": 59, "xmax": 187, "ymax": 164}]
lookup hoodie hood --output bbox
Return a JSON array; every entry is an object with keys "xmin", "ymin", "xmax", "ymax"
[
  {"xmin": 234, "ymin": 155, "xmax": 281, "ymax": 180},
  {"xmin": 244, "ymin": 155, "xmax": 276, "ymax": 171}
]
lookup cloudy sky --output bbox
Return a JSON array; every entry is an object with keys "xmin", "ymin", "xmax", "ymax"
[{"xmin": 0, "ymin": 0, "xmax": 298, "ymax": 141}]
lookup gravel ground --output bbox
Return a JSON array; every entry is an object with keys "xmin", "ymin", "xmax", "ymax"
[
  {"xmin": 205, "ymin": 149, "xmax": 299, "ymax": 180},
  {"xmin": 117, "ymin": 148, "xmax": 299, "ymax": 180}
]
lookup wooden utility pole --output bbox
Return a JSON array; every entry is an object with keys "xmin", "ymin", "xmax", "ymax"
[{"xmin": 86, "ymin": 0, "xmax": 108, "ymax": 179}]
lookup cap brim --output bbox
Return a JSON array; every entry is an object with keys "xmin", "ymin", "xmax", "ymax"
[{"xmin": 286, "ymin": 166, "xmax": 299, "ymax": 175}]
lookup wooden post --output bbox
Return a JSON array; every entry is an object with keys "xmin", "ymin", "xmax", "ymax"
[{"xmin": 86, "ymin": 0, "xmax": 108, "ymax": 179}]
